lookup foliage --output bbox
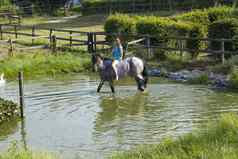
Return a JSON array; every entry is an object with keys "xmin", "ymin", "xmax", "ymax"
[
  {"xmin": 81, "ymin": 0, "xmax": 233, "ymax": 15},
  {"xmin": 104, "ymin": 14, "xmax": 137, "ymax": 42},
  {"xmin": 229, "ymin": 67, "xmax": 238, "ymax": 89},
  {"xmin": 0, "ymin": 98, "xmax": 19, "ymax": 124},
  {"xmin": 0, "ymin": 52, "xmax": 91, "ymax": 79},
  {"xmin": 207, "ymin": 6, "xmax": 234, "ymax": 23},
  {"xmin": 186, "ymin": 24, "xmax": 205, "ymax": 59},
  {"xmin": 188, "ymin": 74, "xmax": 209, "ymax": 84},
  {"xmin": 0, "ymin": 142, "xmax": 56, "ymax": 159},
  {"xmin": 208, "ymin": 18, "xmax": 238, "ymax": 52},
  {"xmin": 111, "ymin": 113, "xmax": 238, "ymax": 159},
  {"xmin": 105, "ymin": 14, "xmax": 205, "ymax": 59},
  {"xmin": 14, "ymin": 0, "xmax": 70, "ymax": 15}
]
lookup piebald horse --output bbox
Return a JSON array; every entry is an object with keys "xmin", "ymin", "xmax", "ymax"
[{"xmin": 92, "ymin": 54, "xmax": 148, "ymax": 93}]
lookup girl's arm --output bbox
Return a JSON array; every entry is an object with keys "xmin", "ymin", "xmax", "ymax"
[{"xmin": 119, "ymin": 45, "xmax": 123, "ymax": 60}]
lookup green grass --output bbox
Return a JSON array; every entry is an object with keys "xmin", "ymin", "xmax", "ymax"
[
  {"xmin": 0, "ymin": 51, "xmax": 91, "ymax": 79},
  {"xmin": 0, "ymin": 142, "xmax": 56, "ymax": 159},
  {"xmin": 110, "ymin": 113, "xmax": 238, "ymax": 159}
]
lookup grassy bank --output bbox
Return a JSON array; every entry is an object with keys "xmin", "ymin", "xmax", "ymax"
[
  {"xmin": 0, "ymin": 51, "xmax": 91, "ymax": 79},
  {"xmin": 111, "ymin": 113, "xmax": 238, "ymax": 159},
  {"xmin": 0, "ymin": 142, "xmax": 56, "ymax": 159}
]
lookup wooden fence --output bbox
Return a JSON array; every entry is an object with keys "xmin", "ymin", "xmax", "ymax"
[{"xmin": 0, "ymin": 24, "xmax": 237, "ymax": 64}]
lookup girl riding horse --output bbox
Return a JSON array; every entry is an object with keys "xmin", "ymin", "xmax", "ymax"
[
  {"xmin": 112, "ymin": 37, "xmax": 123, "ymax": 80},
  {"xmin": 93, "ymin": 54, "xmax": 148, "ymax": 93}
]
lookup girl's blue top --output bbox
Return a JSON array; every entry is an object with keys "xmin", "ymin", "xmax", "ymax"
[{"xmin": 112, "ymin": 46, "xmax": 122, "ymax": 60}]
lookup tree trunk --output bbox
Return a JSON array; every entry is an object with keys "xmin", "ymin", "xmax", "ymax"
[{"xmin": 233, "ymin": 0, "xmax": 238, "ymax": 8}]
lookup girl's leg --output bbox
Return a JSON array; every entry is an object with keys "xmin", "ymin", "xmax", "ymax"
[{"xmin": 112, "ymin": 61, "xmax": 119, "ymax": 80}]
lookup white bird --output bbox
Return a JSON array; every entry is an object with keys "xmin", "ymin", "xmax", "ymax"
[{"xmin": 0, "ymin": 73, "xmax": 6, "ymax": 85}]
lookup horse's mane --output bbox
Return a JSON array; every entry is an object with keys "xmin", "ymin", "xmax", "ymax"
[{"xmin": 94, "ymin": 53, "xmax": 113, "ymax": 62}]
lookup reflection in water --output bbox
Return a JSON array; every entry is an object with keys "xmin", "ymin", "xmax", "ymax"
[
  {"xmin": 0, "ymin": 118, "xmax": 19, "ymax": 141},
  {"xmin": 96, "ymin": 93, "xmax": 149, "ymax": 129},
  {"xmin": 20, "ymin": 119, "xmax": 27, "ymax": 150}
]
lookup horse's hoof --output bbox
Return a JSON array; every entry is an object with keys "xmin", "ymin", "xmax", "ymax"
[{"xmin": 138, "ymin": 87, "xmax": 145, "ymax": 92}]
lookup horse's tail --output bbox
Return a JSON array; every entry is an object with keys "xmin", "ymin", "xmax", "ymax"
[{"xmin": 142, "ymin": 64, "xmax": 149, "ymax": 88}]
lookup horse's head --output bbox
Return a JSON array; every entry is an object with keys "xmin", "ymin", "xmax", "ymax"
[{"xmin": 92, "ymin": 53, "xmax": 104, "ymax": 71}]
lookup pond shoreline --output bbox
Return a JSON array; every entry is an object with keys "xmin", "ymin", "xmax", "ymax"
[{"xmin": 148, "ymin": 67, "xmax": 231, "ymax": 90}]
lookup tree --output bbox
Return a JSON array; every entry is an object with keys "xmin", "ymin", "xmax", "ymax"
[
  {"xmin": 233, "ymin": 0, "xmax": 238, "ymax": 8},
  {"xmin": 14, "ymin": 0, "xmax": 71, "ymax": 15}
]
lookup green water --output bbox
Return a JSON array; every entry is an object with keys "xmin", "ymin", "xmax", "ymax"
[{"xmin": 0, "ymin": 74, "xmax": 238, "ymax": 158}]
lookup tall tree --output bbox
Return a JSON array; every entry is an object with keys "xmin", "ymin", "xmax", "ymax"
[
  {"xmin": 15, "ymin": 0, "xmax": 70, "ymax": 15},
  {"xmin": 233, "ymin": 0, "xmax": 238, "ymax": 8}
]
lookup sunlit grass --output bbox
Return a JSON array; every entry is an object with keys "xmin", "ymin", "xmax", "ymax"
[
  {"xmin": 0, "ymin": 142, "xmax": 57, "ymax": 159},
  {"xmin": 111, "ymin": 113, "xmax": 238, "ymax": 159},
  {"xmin": 0, "ymin": 50, "xmax": 91, "ymax": 79}
]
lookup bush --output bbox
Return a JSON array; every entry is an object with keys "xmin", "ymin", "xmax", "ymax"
[
  {"xmin": 188, "ymin": 74, "xmax": 209, "ymax": 84},
  {"xmin": 186, "ymin": 24, "xmax": 205, "ymax": 59},
  {"xmin": 0, "ymin": 98, "xmax": 19, "ymax": 124},
  {"xmin": 136, "ymin": 17, "xmax": 172, "ymax": 44},
  {"xmin": 207, "ymin": 6, "xmax": 234, "ymax": 23},
  {"xmin": 104, "ymin": 14, "xmax": 137, "ymax": 42},
  {"xmin": 208, "ymin": 18, "xmax": 238, "ymax": 52},
  {"xmin": 229, "ymin": 67, "xmax": 238, "ymax": 89},
  {"xmin": 175, "ymin": 9, "xmax": 209, "ymax": 26}
]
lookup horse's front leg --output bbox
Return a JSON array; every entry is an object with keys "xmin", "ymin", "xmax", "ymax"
[
  {"xmin": 135, "ymin": 75, "xmax": 145, "ymax": 92},
  {"xmin": 109, "ymin": 80, "xmax": 115, "ymax": 93},
  {"xmin": 97, "ymin": 80, "xmax": 104, "ymax": 93}
]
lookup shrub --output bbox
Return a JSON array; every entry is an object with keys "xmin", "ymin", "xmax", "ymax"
[
  {"xmin": 175, "ymin": 9, "xmax": 209, "ymax": 26},
  {"xmin": 208, "ymin": 18, "xmax": 238, "ymax": 52},
  {"xmin": 0, "ymin": 98, "xmax": 19, "ymax": 124},
  {"xmin": 186, "ymin": 24, "xmax": 205, "ymax": 59},
  {"xmin": 229, "ymin": 67, "xmax": 238, "ymax": 89},
  {"xmin": 207, "ymin": 6, "xmax": 234, "ymax": 23},
  {"xmin": 188, "ymin": 74, "xmax": 209, "ymax": 84},
  {"xmin": 136, "ymin": 16, "xmax": 172, "ymax": 44},
  {"xmin": 104, "ymin": 14, "xmax": 137, "ymax": 42}
]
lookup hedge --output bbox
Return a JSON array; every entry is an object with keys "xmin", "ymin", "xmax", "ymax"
[
  {"xmin": 105, "ymin": 14, "xmax": 204, "ymax": 58},
  {"xmin": 208, "ymin": 18, "xmax": 238, "ymax": 52},
  {"xmin": 104, "ymin": 7, "xmax": 236, "ymax": 59},
  {"xmin": 104, "ymin": 14, "xmax": 137, "ymax": 42},
  {"xmin": 81, "ymin": 0, "xmax": 228, "ymax": 15}
]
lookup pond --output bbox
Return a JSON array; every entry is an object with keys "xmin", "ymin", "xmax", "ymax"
[{"xmin": 0, "ymin": 74, "xmax": 238, "ymax": 159}]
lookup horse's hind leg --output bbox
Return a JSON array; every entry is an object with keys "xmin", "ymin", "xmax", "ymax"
[
  {"xmin": 97, "ymin": 80, "xmax": 104, "ymax": 93},
  {"xmin": 109, "ymin": 80, "xmax": 115, "ymax": 93}
]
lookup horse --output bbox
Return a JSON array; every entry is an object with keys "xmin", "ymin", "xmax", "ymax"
[{"xmin": 92, "ymin": 54, "xmax": 148, "ymax": 93}]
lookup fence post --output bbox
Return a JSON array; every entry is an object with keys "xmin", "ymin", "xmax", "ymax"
[
  {"xmin": 49, "ymin": 28, "xmax": 53, "ymax": 48},
  {"xmin": 146, "ymin": 35, "xmax": 151, "ymax": 59},
  {"xmin": 87, "ymin": 32, "xmax": 93, "ymax": 53},
  {"xmin": 69, "ymin": 31, "xmax": 72, "ymax": 48},
  {"xmin": 18, "ymin": 71, "xmax": 24, "ymax": 119},
  {"xmin": 179, "ymin": 39, "xmax": 183, "ymax": 59},
  {"xmin": 221, "ymin": 39, "xmax": 225, "ymax": 64},
  {"xmin": 0, "ymin": 25, "xmax": 2, "ymax": 40},
  {"xmin": 14, "ymin": 25, "xmax": 18, "ymax": 39},
  {"xmin": 8, "ymin": 38, "xmax": 13, "ymax": 57},
  {"xmin": 32, "ymin": 25, "xmax": 35, "ymax": 45},
  {"xmin": 52, "ymin": 35, "xmax": 57, "ymax": 55},
  {"xmin": 93, "ymin": 33, "xmax": 97, "ymax": 52}
]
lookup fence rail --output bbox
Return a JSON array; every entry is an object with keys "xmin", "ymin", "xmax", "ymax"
[{"xmin": 0, "ymin": 24, "xmax": 237, "ymax": 64}]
